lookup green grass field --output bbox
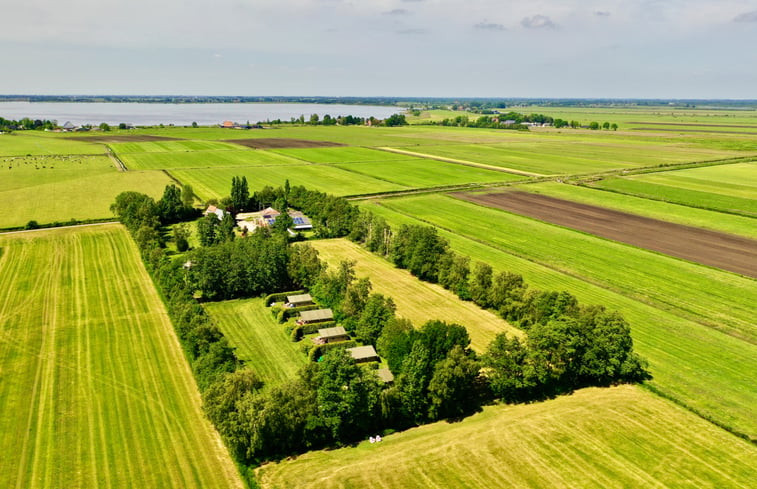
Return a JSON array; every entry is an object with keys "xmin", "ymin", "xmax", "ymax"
[
  {"xmin": 170, "ymin": 165, "xmax": 407, "ymax": 200},
  {"xmin": 592, "ymin": 162, "xmax": 757, "ymax": 216},
  {"xmin": 270, "ymin": 146, "xmax": 412, "ymax": 163},
  {"xmin": 119, "ymin": 149, "xmax": 303, "ymax": 170},
  {"xmin": 517, "ymin": 181, "xmax": 757, "ymax": 239},
  {"xmin": 205, "ymin": 298, "xmax": 306, "ymax": 387},
  {"xmin": 0, "ymin": 225, "xmax": 242, "ymax": 489},
  {"xmin": 256, "ymin": 385, "xmax": 757, "ymax": 489},
  {"xmin": 379, "ymin": 194, "xmax": 756, "ymax": 343},
  {"xmin": 310, "ymin": 239, "xmax": 522, "ymax": 352},
  {"xmin": 109, "ymin": 140, "xmax": 246, "ymax": 154},
  {"xmin": 0, "ymin": 133, "xmax": 105, "ymax": 156},
  {"xmin": 359, "ymin": 199, "xmax": 757, "ymax": 440},
  {"xmin": 0, "ymin": 155, "xmax": 173, "ymax": 229},
  {"xmin": 392, "ymin": 140, "xmax": 739, "ymax": 176}
]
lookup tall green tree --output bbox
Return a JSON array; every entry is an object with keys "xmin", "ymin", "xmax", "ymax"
[
  {"xmin": 355, "ymin": 294, "xmax": 396, "ymax": 345},
  {"xmin": 230, "ymin": 176, "xmax": 250, "ymax": 212},
  {"xmin": 427, "ymin": 345, "xmax": 480, "ymax": 420}
]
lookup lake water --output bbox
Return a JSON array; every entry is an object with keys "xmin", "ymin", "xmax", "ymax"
[{"xmin": 0, "ymin": 102, "xmax": 402, "ymax": 126}]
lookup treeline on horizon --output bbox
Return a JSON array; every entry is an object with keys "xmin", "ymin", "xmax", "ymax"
[
  {"xmin": 2, "ymin": 94, "xmax": 756, "ymax": 108},
  {"xmin": 110, "ymin": 180, "xmax": 649, "ymax": 470}
]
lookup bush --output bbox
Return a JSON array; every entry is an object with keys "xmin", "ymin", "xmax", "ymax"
[
  {"xmin": 24, "ymin": 220, "xmax": 40, "ymax": 230},
  {"xmin": 309, "ymin": 340, "xmax": 357, "ymax": 361},
  {"xmin": 290, "ymin": 320, "xmax": 337, "ymax": 342},
  {"xmin": 265, "ymin": 290, "xmax": 306, "ymax": 306}
]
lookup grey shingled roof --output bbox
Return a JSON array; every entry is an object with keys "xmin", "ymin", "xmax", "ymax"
[
  {"xmin": 287, "ymin": 293, "xmax": 312, "ymax": 303},
  {"xmin": 347, "ymin": 345, "xmax": 379, "ymax": 361},
  {"xmin": 318, "ymin": 326, "xmax": 348, "ymax": 338},
  {"xmin": 300, "ymin": 308, "xmax": 334, "ymax": 322}
]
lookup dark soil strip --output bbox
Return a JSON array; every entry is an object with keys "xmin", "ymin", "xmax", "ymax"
[
  {"xmin": 66, "ymin": 135, "xmax": 182, "ymax": 143},
  {"xmin": 224, "ymin": 138, "xmax": 345, "ymax": 149},
  {"xmin": 456, "ymin": 190, "xmax": 757, "ymax": 278}
]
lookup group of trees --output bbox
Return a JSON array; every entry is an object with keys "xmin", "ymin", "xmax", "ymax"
[
  {"xmin": 263, "ymin": 113, "xmax": 405, "ymax": 127},
  {"xmin": 0, "ymin": 117, "xmax": 56, "ymax": 131}
]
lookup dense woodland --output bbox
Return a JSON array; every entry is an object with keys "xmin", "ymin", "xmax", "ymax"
[{"xmin": 111, "ymin": 181, "xmax": 649, "ymax": 467}]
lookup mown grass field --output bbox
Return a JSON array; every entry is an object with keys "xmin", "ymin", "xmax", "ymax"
[
  {"xmin": 109, "ymin": 139, "xmax": 246, "ymax": 154},
  {"xmin": 517, "ymin": 181, "xmax": 757, "ymax": 239},
  {"xmin": 309, "ymin": 239, "xmax": 522, "ymax": 351},
  {"xmin": 0, "ymin": 155, "xmax": 172, "ymax": 229},
  {"xmin": 0, "ymin": 133, "xmax": 104, "ymax": 156},
  {"xmin": 0, "ymin": 225, "xmax": 242, "ymax": 489},
  {"xmin": 270, "ymin": 146, "xmax": 411, "ymax": 163},
  {"xmin": 257, "ymin": 385, "xmax": 757, "ymax": 489},
  {"xmin": 170, "ymin": 165, "xmax": 407, "ymax": 200},
  {"xmin": 392, "ymin": 140, "xmax": 740, "ymax": 175},
  {"xmin": 205, "ymin": 298, "xmax": 306, "ymax": 387},
  {"xmin": 359, "ymin": 199, "xmax": 757, "ymax": 440},
  {"xmin": 592, "ymin": 162, "xmax": 757, "ymax": 216},
  {"xmin": 119, "ymin": 149, "xmax": 303, "ymax": 170}
]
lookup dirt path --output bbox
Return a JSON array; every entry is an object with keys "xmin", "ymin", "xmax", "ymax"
[
  {"xmin": 107, "ymin": 148, "xmax": 127, "ymax": 171},
  {"xmin": 456, "ymin": 191, "xmax": 757, "ymax": 278},
  {"xmin": 375, "ymin": 147, "xmax": 545, "ymax": 177}
]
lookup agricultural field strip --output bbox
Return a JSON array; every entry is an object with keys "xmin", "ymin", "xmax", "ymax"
[
  {"xmin": 376, "ymin": 146, "xmax": 545, "ymax": 176},
  {"xmin": 591, "ymin": 178, "xmax": 757, "ymax": 217},
  {"xmin": 381, "ymin": 195, "xmax": 757, "ymax": 344},
  {"xmin": 359, "ymin": 200, "xmax": 757, "ymax": 439},
  {"xmin": 257, "ymin": 386, "xmax": 757, "ymax": 489},
  {"xmin": 625, "ymin": 162, "xmax": 757, "ymax": 198},
  {"xmin": 0, "ymin": 134, "xmax": 106, "ymax": 156},
  {"xmin": 205, "ymin": 299, "xmax": 306, "ymax": 388},
  {"xmin": 108, "ymin": 140, "xmax": 247, "ymax": 154},
  {"xmin": 518, "ymin": 181, "xmax": 757, "ymax": 240},
  {"xmin": 310, "ymin": 238, "xmax": 523, "ymax": 352},
  {"xmin": 456, "ymin": 190, "xmax": 757, "ymax": 278},
  {"xmin": 0, "ymin": 225, "xmax": 242, "ymax": 489}
]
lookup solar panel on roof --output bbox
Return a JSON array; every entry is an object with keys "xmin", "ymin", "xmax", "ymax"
[{"xmin": 293, "ymin": 217, "xmax": 305, "ymax": 224}]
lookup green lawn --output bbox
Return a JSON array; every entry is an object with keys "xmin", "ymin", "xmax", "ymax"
[
  {"xmin": 257, "ymin": 385, "xmax": 757, "ymax": 489},
  {"xmin": 204, "ymin": 298, "xmax": 306, "ymax": 387},
  {"xmin": 310, "ymin": 239, "xmax": 523, "ymax": 352},
  {"xmin": 170, "ymin": 165, "xmax": 407, "ymax": 200},
  {"xmin": 270, "ymin": 146, "xmax": 412, "ymax": 163},
  {"xmin": 0, "ymin": 225, "xmax": 242, "ymax": 489},
  {"xmin": 0, "ymin": 133, "xmax": 105, "ymax": 156},
  {"xmin": 359, "ymin": 199, "xmax": 757, "ymax": 440},
  {"xmin": 517, "ymin": 181, "xmax": 757, "ymax": 239},
  {"xmin": 0, "ymin": 155, "xmax": 172, "ymax": 229},
  {"xmin": 592, "ymin": 162, "xmax": 757, "ymax": 216},
  {"xmin": 119, "ymin": 149, "xmax": 303, "ymax": 170}
]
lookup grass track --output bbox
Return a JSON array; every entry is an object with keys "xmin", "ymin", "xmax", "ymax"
[
  {"xmin": 205, "ymin": 298, "xmax": 306, "ymax": 387},
  {"xmin": 0, "ymin": 225, "xmax": 242, "ymax": 489},
  {"xmin": 256, "ymin": 385, "xmax": 757, "ymax": 489},
  {"xmin": 309, "ymin": 239, "xmax": 522, "ymax": 351},
  {"xmin": 358, "ymin": 200, "xmax": 757, "ymax": 440}
]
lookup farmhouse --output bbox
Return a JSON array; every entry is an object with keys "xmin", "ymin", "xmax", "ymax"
[
  {"xmin": 347, "ymin": 345, "xmax": 380, "ymax": 364},
  {"xmin": 244, "ymin": 207, "xmax": 313, "ymax": 231},
  {"xmin": 315, "ymin": 326, "xmax": 349, "ymax": 344},
  {"xmin": 286, "ymin": 293, "xmax": 313, "ymax": 307},
  {"xmin": 204, "ymin": 205, "xmax": 225, "ymax": 220},
  {"xmin": 62, "ymin": 121, "xmax": 77, "ymax": 131},
  {"xmin": 297, "ymin": 308, "xmax": 334, "ymax": 325}
]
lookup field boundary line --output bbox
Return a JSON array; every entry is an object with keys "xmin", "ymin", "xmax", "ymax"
[
  {"xmin": 0, "ymin": 221, "xmax": 118, "ymax": 235},
  {"xmin": 374, "ymin": 147, "xmax": 546, "ymax": 177},
  {"xmin": 106, "ymin": 146, "xmax": 128, "ymax": 171}
]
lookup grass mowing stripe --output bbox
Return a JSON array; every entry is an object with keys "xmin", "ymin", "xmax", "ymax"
[
  {"xmin": 0, "ymin": 225, "xmax": 243, "ymax": 489},
  {"xmin": 359, "ymin": 200, "xmax": 757, "ymax": 440},
  {"xmin": 257, "ymin": 386, "xmax": 757, "ymax": 489}
]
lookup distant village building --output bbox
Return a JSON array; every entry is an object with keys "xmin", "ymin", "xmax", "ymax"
[
  {"xmin": 62, "ymin": 121, "xmax": 76, "ymax": 131},
  {"xmin": 220, "ymin": 120, "xmax": 242, "ymax": 129},
  {"xmin": 204, "ymin": 205, "xmax": 225, "ymax": 220}
]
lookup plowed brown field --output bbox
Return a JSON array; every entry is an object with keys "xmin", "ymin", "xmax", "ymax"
[{"xmin": 457, "ymin": 190, "xmax": 757, "ymax": 278}]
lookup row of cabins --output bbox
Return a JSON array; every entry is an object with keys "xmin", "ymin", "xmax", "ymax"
[{"xmin": 287, "ymin": 293, "xmax": 393, "ymax": 383}]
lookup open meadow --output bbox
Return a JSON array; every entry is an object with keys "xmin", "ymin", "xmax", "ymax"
[
  {"xmin": 204, "ymin": 298, "xmax": 306, "ymax": 388},
  {"xmin": 119, "ymin": 149, "xmax": 304, "ymax": 170},
  {"xmin": 591, "ymin": 162, "xmax": 757, "ymax": 216},
  {"xmin": 310, "ymin": 238, "xmax": 523, "ymax": 351},
  {"xmin": 0, "ymin": 133, "xmax": 104, "ymax": 156},
  {"xmin": 0, "ymin": 154, "xmax": 172, "ymax": 229},
  {"xmin": 359, "ymin": 199, "xmax": 757, "ymax": 440},
  {"xmin": 0, "ymin": 225, "xmax": 242, "ymax": 489},
  {"xmin": 257, "ymin": 385, "xmax": 757, "ymax": 489}
]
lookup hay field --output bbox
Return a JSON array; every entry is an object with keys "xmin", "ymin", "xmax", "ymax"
[
  {"xmin": 359, "ymin": 200, "xmax": 757, "ymax": 440},
  {"xmin": 0, "ymin": 133, "xmax": 104, "ymax": 156},
  {"xmin": 205, "ymin": 298, "xmax": 306, "ymax": 387},
  {"xmin": 309, "ymin": 239, "xmax": 522, "ymax": 351},
  {"xmin": 257, "ymin": 385, "xmax": 757, "ymax": 489},
  {"xmin": 0, "ymin": 225, "xmax": 242, "ymax": 489}
]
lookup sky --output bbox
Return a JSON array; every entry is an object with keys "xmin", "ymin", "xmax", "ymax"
[{"xmin": 1, "ymin": 0, "xmax": 756, "ymax": 98}]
